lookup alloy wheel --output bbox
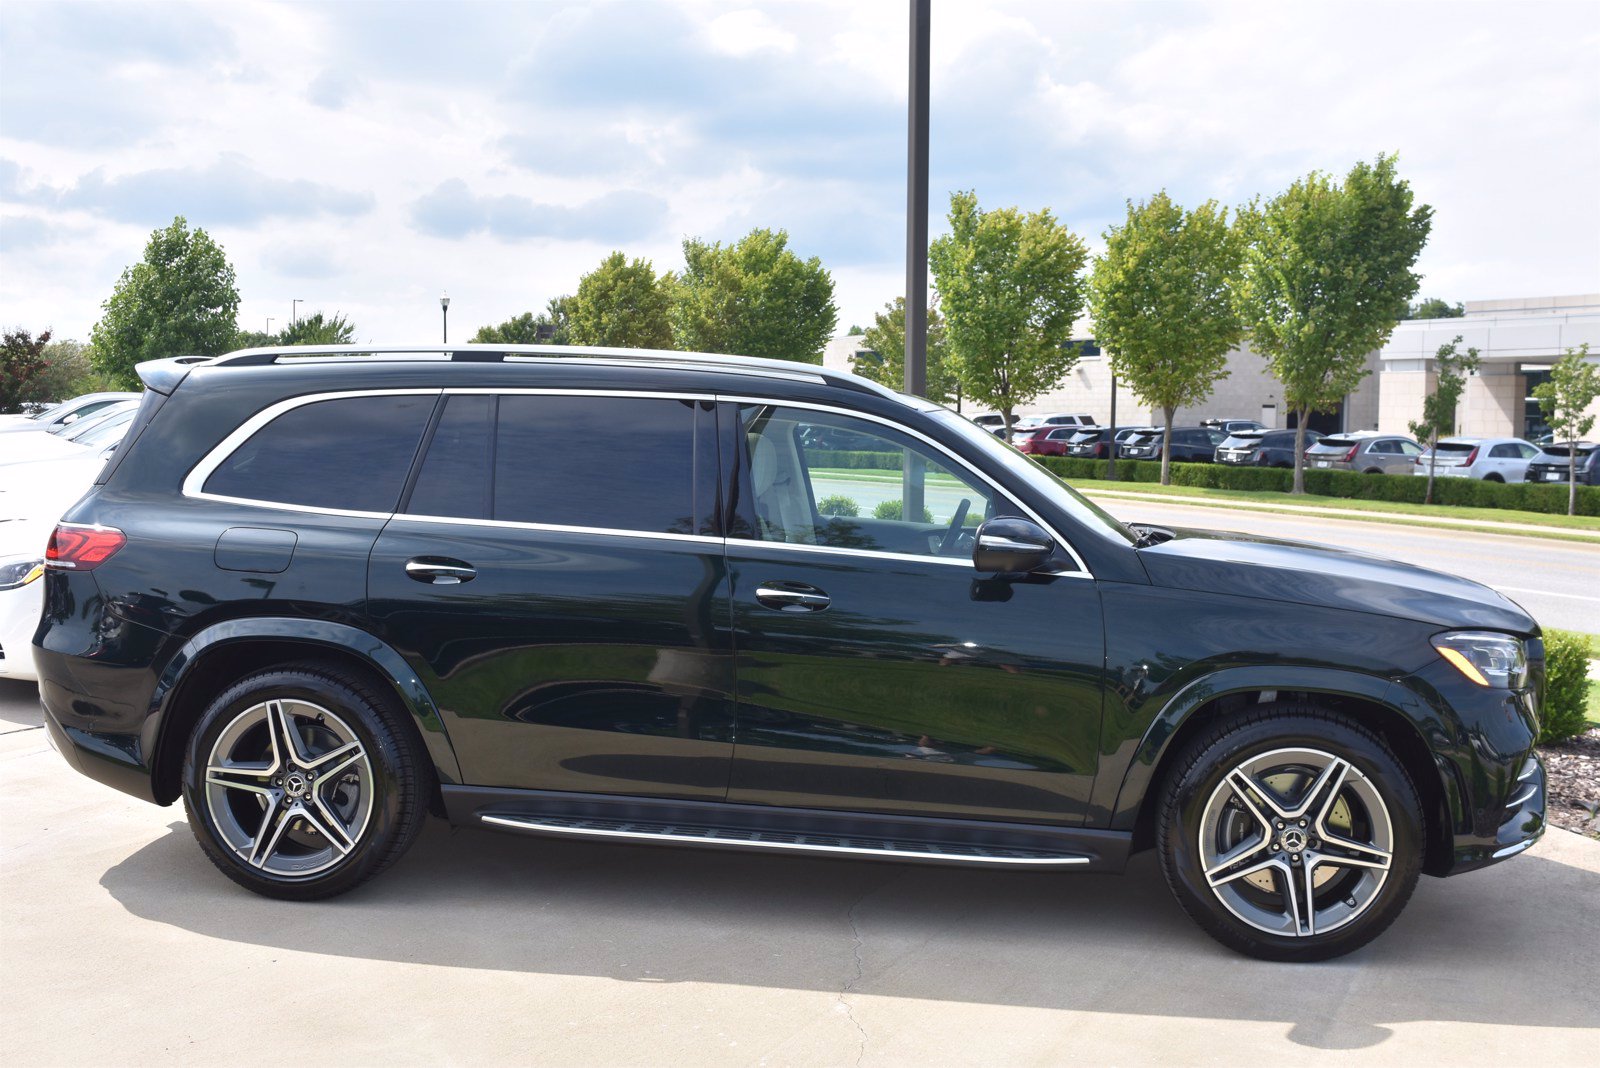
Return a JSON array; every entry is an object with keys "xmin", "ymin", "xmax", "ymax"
[
  {"xmin": 1197, "ymin": 746, "xmax": 1393, "ymax": 938},
  {"xmin": 203, "ymin": 698, "xmax": 374, "ymax": 878}
]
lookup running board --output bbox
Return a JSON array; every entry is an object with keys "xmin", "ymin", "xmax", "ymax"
[{"xmin": 478, "ymin": 813, "xmax": 1092, "ymax": 868}]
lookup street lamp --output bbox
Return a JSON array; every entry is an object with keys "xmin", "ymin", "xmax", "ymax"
[
  {"xmin": 292, "ymin": 299, "xmax": 303, "ymax": 329},
  {"xmin": 440, "ymin": 291, "xmax": 450, "ymax": 344},
  {"xmin": 266, "ymin": 317, "xmax": 274, "ymax": 339}
]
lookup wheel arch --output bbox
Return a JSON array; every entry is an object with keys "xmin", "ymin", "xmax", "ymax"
[
  {"xmin": 1113, "ymin": 668, "xmax": 1455, "ymax": 876},
  {"xmin": 145, "ymin": 618, "xmax": 461, "ymax": 806}
]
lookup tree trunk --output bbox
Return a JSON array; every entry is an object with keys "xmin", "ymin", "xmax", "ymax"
[
  {"xmin": 1291, "ymin": 409, "xmax": 1308, "ymax": 494},
  {"xmin": 1424, "ymin": 432, "xmax": 1437, "ymax": 506},
  {"xmin": 1570, "ymin": 447, "xmax": 1578, "ymax": 516},
  {"xmin": 1001, "ymin": 405, "xmax": 1014, "ymax": 443},
  {"xmin": 1160, "ymin": 406, "xmax": 1175, "ymax": 486}
]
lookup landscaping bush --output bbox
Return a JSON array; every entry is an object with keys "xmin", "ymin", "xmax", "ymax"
[
  {"xmin": 1034, "ymin": 456, "xmax": 1600, "ymax": 516},
  {"xmin": 817, "ymin": 494, "xmax": 859, "ymax": 517},
  {"xmin": 1540, "ymin": 630, "xmax": 1593, "ymax": 743},
  {"xmin": 805, "ymin": 449, "xmax": 901, "ymax": 471},
  {"xmin": 874, "ymin": 499, "xmax": 934, "ymax": 522}
]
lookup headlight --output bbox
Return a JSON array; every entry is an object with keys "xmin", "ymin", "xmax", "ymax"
[
  {"xmin": 0, "ymin": 556, "xmax": 45, "ymax": 592},
  {"xmin": 1432, "ymin": 631, "xmax": 1529, "ymax": 688}
]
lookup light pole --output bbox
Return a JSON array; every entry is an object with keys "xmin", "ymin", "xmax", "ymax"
[
  {"xmin": 292, "ymin": 299, "xmax": 303, "ymax": 329},
  {"xmin": 440, "ymin": 291, "xmax": 450, "ymax": 344},
  {"xmin": 265, "ymin": 317, "xmax": 274, "ymax": 339},
  {"xmin": 1106, "ymin": 371, "xmax": 1119, "ymax": 481},
  {"xmin": 901, "ymin": 0, "xmax": 931, "ymax": 524}
]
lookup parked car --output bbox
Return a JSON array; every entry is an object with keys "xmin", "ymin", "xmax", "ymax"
[
  {"xmin": 37, "ymin": 344, "xmax": 1546, "ymax": 962},
  {"xmin": 1524, "ymin": 441, "xmax": 1599, "ymax": 486},
  {"xmin": 970, "ymin": 414, "xmax": 1010, "ymax": 439},
  {"xmin": 1038, "ymin": 413, "xmax": 1097, "ymax": 428},
  {"xmin": 1062, "ymin": 426, "xmax": 1140, "ymax": 459},
  {"xmin": 1118, "ymin": 425, "xmax": 1227, "ymax": 463},
  {"xmin": 0, "ymin": 391, "xmax": 138, "ymax": 435},
  {"xmin": 1, "ymin": 401, "xmax": 139, "ymax": 467},
  {"xmin": 1215, "ymin": 428, "xmax": 1324, "ymax": 468},
  {"xmin": 1303, "ymin": 431, "xmax": 1424, "ymax": 475},
  {"xmin": 1412, "ymin": 437, "xmax": 1539, "ymax": 483},
  {"xmin": 1201, "ymin": 418, "xmax": 1267, "ymax": 435}
]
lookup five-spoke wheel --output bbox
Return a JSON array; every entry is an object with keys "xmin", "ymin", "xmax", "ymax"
[{"xmin": 1159, "ymin": 705, "xmax": 1422, "ymax": 961}]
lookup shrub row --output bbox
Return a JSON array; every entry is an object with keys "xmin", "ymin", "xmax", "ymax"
[
  {"xmin": 1539, "ymin": 630, "xmax": 1592, "ymax": 744},
  {"xmin": 1033, "ymin": 456, "xmax": 1600, "ymax": 516},
  {"xmin": 805, "ymin": 449, "xmax": 902, "ymax": 470}
]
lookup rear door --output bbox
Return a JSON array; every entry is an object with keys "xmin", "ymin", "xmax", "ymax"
[{"xmin": 366, "ymin": 391, "xmax": 736, "ymax": 800}]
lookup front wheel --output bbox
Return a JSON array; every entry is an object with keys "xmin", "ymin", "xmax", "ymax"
[
  {"xmin": 1158, "ymin": 705, "xmax": 1423, "ymax": 961},
  {"xmin": 181, "ymin": 663, "xmax": 430, "ymax": 900}
]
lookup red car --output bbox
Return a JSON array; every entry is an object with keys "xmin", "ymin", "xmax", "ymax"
[{"xmin": 1015, "ymin": 426, "xmax": 1078, "ymax": 456}]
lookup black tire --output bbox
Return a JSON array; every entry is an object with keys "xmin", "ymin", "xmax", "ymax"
[
  {"xmin": 1484, "ymin": 473, "xmax": 1504, "ymax": 483},
  {"xmin": 1362, "ymin": 468, "xmax": 1383, "ymax": 475},
  {"xmin": 181, "ymin": 663, "xmax": 431, "ymax": 900},
  {"xmin": 1157, "ymin": 703, "xmax": 1423, "ymax": 961}
]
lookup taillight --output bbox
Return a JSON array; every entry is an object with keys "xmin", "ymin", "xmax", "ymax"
[
  {"xmin": 1464, "ymin": 447, "xmax": 1479, "ymax": 466},
  {"xmin": 1344, "ymin": 445, "xmax": 1358, "ymax": 462},
  {"xmin": 45, "ymin": 523, "xmax": 125, "ymax": 571}
]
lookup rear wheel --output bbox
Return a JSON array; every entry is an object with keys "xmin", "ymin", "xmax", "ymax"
[
  {"xmin": 181, "ymin": 663, "xmax": 430, "ymax": 900},
  {"xmin": 1484, "ymin": 473, "xmax": 1505, "ymax": 483},
  {"xmin": 1158, "ymin": 704, "xmax": 1423, "ymax": 961}
]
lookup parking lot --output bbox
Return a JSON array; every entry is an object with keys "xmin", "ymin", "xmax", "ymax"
[{"xmin": 3, "ymin": 680, "xmax": 1596, "ymax": 1066}]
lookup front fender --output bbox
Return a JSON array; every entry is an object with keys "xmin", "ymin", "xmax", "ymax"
[{"xmin": 145, "ymin": 617, "xmax": 463, "ymax": 790}]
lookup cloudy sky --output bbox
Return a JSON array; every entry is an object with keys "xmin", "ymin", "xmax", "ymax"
[{"xmin": 2, "ymin": 0, "xmax": 1598, "ymax": 345}]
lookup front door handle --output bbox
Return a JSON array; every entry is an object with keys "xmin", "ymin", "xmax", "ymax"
[
  {"xmin": 756, "ymin": 582, "xmax": 830, "ymax": 612},
  {"xmin": 405, "ymin": 557, "xmax": 477, "ymax": 585}
]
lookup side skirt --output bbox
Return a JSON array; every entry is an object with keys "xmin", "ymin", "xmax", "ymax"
[{"xmin": 443, "ymin": 786, "xmax": 1131, "ymax": 872}]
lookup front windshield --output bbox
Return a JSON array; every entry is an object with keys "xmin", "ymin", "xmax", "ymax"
[
  {"xmin": 932, "ymin": 409, "xmax": 1136, "ymax": 546},
  {"xmin": 1066, "ymin": 429, "xmax": 1101, "ymax": 444}
]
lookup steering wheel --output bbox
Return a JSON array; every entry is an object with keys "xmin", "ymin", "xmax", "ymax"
[{"xmin": 937, "ymin": 497, "xmax": 971, "ymax": 556}]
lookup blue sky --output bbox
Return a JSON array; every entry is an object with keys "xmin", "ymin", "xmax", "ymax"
[{"xmin": 2, "ymin": 0, "xmax": 1598, "ymax": 344}]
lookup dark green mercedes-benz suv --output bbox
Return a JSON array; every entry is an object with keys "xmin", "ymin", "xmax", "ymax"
[{"xmin": 35, "ymin": 345, "xmax": 1545, "ymax": 960}]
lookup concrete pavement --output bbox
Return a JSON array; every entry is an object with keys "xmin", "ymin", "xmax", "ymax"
[{"xmin": 2, "ymin": 680, "xmax": 1596, "ymax": 1066}]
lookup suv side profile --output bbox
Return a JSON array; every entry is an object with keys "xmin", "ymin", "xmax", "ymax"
[
  {"xmin": 37, "ymin": 345, "xmax": 1545, "ymax": 962},
  {"xmin": 1216, "ymin": 428, "xmax": 1324, "ymax": 468},
  {"xmin": 1304, "ymin": 432, "xmax": 1423, "ymax": 475}
]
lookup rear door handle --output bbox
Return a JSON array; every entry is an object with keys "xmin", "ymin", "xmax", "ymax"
[
  {"xmin": 755, "ymin": 582, "xmax": 830, "ymax": 612},
  {"xmin": 405, "ymin": 557, "xmax": 477, "ymax": 585}
]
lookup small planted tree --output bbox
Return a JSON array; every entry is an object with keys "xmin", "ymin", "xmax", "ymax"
[
  {"xmin": 1533, "ymin": 343, "xmax": 1599, "ymax": 516},
  {"xmin": 672, "ymin": 228, "xmax": 836, "ymax": 363},
  {"xmin": 280, "ymin": 311, "xmax": 357, "ymax": 346},
  {"xmin": 1409, "ymin": 335, "xmax": 1479, "ymax": 505},
  {"xmin": 853, "ymin": 297, "xmax": 959, "ymax": 406},
  {"xmin": 471, "ymin": 299, "xmax": 572, "ymax": 345},
  {"xmin": 1, "ymin": 328, "xmax": 52, "ymax": 413},
  {"xmin": 1236, "ymin": 155, "xmax": 1432, "ymax": 492},
  {"xmin": 567, "ymin": 252, "xmax": 675, "ymax": 349},
  {"xmin": 929, "ymin": 190, "xmax": 1089, "ymax": 436},
  {"xmin": 1090, "ymin": 192, "xmax": 1244, "ymax": 485}
]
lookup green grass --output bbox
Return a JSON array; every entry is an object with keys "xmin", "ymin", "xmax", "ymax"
[{"xmin": 1075, "ymin": 479, "xmax": 1600, "ymax": 531}]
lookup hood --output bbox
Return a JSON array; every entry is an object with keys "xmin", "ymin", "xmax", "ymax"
[{"xmin": 1137, "ymin": 527, "xmax": 1537, "ymax": 634}]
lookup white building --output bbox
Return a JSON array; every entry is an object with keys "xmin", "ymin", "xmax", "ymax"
[{"xmin": 825, "ymin": 293, "xmax": 1600, "ymax": 439}]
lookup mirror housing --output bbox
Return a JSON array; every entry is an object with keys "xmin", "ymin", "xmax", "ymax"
[{"xmin": 972, "ymin": 517, "xmax": 1054, "ymax": 574}]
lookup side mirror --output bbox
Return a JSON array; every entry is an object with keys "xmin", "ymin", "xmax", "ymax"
[{"xmin": 972, "ymin": 517, "xmax": 1054, "ymax": 574}]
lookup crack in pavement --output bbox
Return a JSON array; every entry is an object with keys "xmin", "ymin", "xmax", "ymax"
[{"xmin": 836, "ymin": 871, "xmax": 903, "ymax": 1067}]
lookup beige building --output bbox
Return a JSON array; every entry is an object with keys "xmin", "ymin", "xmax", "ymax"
[{"xmin": 825, "ymin": 293, "xmax": 1599, "ymax": 439}]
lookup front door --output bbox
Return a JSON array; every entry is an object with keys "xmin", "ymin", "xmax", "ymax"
[
  {"xmin": 366, "ymin": 392, "xmax": 736, "ymax": 800},
  {"xmin": 723, "ymin": 402, "xmax": 1105, "ymax": 825}
]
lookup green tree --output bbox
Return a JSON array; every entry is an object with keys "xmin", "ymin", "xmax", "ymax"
[
  {"xmin": 1404, "ymin": 297, "xmax": 1464, "ymax": 320},
  {"xmin": 231, "ymin": 329, "xmax": 276, "ymax": 349},
  {"xmin": 29, "ymin": 338, "xmax": 117, "ymax": 401},
  {"xmin": 928, "ymin": 190, "xmax": 1089, "ymax": 436},
  {"xmin": 471, "ymin": 298, "xmax": 571, "ymax": 345},
  {"xmin": 567, "ymin": 252, "xmax": 675, "ymax": 349},
  {"xmin": 853, "ymin": 297, "xmax": 959, "ymax": 406},
  {"xmin": 89, "ymin": 216, "xmax": 240, "ymax": 389},
  {"xmin": 1089, "ymin": 192, "xmax": 1244, "ymax": 485},
  {"xmin": 1408, "ymin": 335, "xmax": 1480, "ymax": 506},
  {"xmin": 1533, "ymin": 343, "xmax": 1599, "ymax": 516},
  {"xmin": 1, "ymin": 328, "xmax": 51, "ymax": 413},
  {"xmin": 672, "ymin": 228, "xmax": 837, "ymax": 362},
  {"xmin": 279, "ymin": 311, "xmax": 357, "ymax": 346},
  {"xmin": 1236, "ymin": 154, "xmax": 1432, "ymax": 492}
]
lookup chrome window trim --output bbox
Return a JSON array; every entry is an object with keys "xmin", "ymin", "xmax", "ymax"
[
  {"xmin": 180, "ymin": 386, "xmax": 1092, "ymax": 576},
  {"xmin": 721, "ymin": 394, "xmax": 1092, "ymax": 577}
]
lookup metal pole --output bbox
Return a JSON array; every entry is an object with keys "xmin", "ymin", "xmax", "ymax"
[
  {"xmin": 903, "ymin": 0, "xmax": 931, "ymax": 524},
  {"xmin": 1106, "ymin": 371, "xmax": 1119, "ymax": 481},
  {"xmin": 904, "ymin": 0, "xmax": 930, "ymax": 398},
  {"xmin": 292, "ymin": 299, "xmax": 302, "ymax": 329},
  {"xmin": 442, "ymin": 305, "xmax": 448, "ymax": 344}
]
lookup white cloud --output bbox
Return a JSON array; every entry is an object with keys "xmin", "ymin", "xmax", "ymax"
[{"xmin": 702, "ymin": 8, "xmax": 799, "ymax": 56}]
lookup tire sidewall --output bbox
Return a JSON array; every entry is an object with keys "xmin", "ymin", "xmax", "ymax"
[
  {"xmin": 182, "ymin": 670, "xmax": 410, "ymax": 897},
  {"xmin": 1163, "ymin": 712, "xmax": 1423, "ymax": 961}
]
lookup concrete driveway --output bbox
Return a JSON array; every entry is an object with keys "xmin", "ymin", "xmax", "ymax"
[{"xmin": 2, "ymin": 678, "xmax": 1596, "ymax": 1065}]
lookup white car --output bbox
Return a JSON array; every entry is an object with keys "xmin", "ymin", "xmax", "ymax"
[
  {"xmin": 0, "ymin": 392, "xmax": 138, "ymax": 436},
  {"xmin": 0, "ymin": 519, "xmax": 50, "ymax": 681},
  {"xmin": 0, "ymin": 401, "xmax": 138, "ymax": 467},
  {"xmin": 1412, "ymin": 436, "xmax": 1540, "ymax": 483}
]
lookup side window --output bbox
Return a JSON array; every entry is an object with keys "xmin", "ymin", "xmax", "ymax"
[
  {"xmin": 203, "ymin": 394, "xmax": 433, "ymax": 512},
  {"xmin": 1398, "ymin": 440, "xmax": 1423, "ymax": 456},
  {"xmin": 408, "ymin": 394, "xmax": 492, "ymax": 519},
  {"xmin": 1489, "ymin": 443, "xmax": 1517, "ymax": 459},
  {"xmin": 1369, "ymin": 440, "xmax": 1394, "ymax": 454},
  {"xmin": 1519, "ymin": 443, "xmax": 1539, "ymax": 459},
  {"xmin": 739, "ymin": 404, "xmax": 1017, "ymax": 559},
  {"xmin": 492, "ymin": 395, "xmax": 705, "ymax": 534},
  {"xmin": 1048, "ymin": 428, "xmax": 1074, "ymax": 440}
]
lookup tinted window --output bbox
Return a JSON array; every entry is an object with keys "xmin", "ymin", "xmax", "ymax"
[
  {"xmin": 1435, "ymin": 441, "xmax": 1475, "ymax": 454},
  {"xmin": 494, "ymin": 395, "xmax": 700, "ymax": 534},
  {"xmin": 205, "ymin": 395, "xmax": 432, "ymax": 511},
  {"xmin": 1489, "ymin": 443, "xmax": 1520, "ymax": 458},
  {"xmin": 408, "ymin": 394, "xmax": 492, "ymax": 519}
]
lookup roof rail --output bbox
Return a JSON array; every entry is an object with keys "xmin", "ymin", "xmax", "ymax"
[{"xmin": 191, "ymin": 343, "xmax": 900, "ymax": 400}]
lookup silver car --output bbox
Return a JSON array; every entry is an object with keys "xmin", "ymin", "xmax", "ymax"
[
  {"xmin": 1412, "ymin": 436, "xmax": 1540, "ymax": 483},
  {"xmin": 1304, "ymin": 431, "xmax": 1424, "ymax": 475}
]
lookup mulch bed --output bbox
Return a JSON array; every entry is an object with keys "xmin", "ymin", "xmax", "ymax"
[{"xmin": 1539, "ymin": 727, "xmax": 1600, "ymax": 837}]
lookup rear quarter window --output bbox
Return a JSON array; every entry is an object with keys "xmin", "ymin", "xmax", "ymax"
[{"xmin": 202, "ymin": 393, "xmax": 434, "ymax": 512}]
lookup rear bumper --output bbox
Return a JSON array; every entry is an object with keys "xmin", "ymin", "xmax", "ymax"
[{"xmin": 39, "ymin": 669, "xmax": 161, "ymax": 804}]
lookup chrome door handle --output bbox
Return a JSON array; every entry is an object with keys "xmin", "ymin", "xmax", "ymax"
[
  {"xmin": 405, "ymin": 558, "xmax": 477, "ymax": 585},
  {"xmin": 755, "ymin": 583, "xmax": 831, "ymax": 612}
]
